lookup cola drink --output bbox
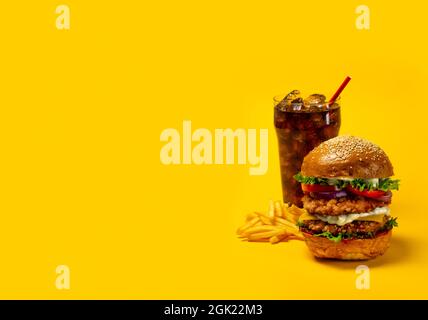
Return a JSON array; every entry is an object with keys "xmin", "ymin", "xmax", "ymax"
[{"xmin": 274, "ymin": 90, "xmax": 341, "ymax": 207}]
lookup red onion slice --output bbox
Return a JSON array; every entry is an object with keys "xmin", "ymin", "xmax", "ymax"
[{"xmin": 309, "ymin": 190, "xmax": 348, "ymax": 200}]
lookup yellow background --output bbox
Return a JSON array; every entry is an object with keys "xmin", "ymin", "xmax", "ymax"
[{"xmin": 0, "ymin": 0, "xmax": 426, "ymax": 299}]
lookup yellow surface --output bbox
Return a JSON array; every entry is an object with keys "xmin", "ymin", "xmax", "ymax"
[{"xmin": 0, "ymin": 0, "xmax": 426, "ymax": 299}]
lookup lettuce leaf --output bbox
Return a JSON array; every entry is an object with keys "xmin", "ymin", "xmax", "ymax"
[
  {"xmin": 294, "ymin": 172, "xmax": 329, "ymax": 185},
  {"xmin": 294, "ymin": 172, "xmax": 400, "ymax": 191},
  {"xmin": 314, "ymin": 232, "xmax": 343, "ymax": 243},
  {"xmin": 384, "ymin": 217, "xmax": 398, "ymax": 229}
]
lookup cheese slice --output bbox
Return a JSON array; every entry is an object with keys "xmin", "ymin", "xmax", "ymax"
[
  {"xmin": 298, "ymin": 211, "xmax": 319, "ymax": 221},
  {"xmin": 298, "ymin": 207, "xmax": 389, "ymax": 226},
  {"xmin": 356, "ymin": 214, "xmax": 385, "ymax": 223}
]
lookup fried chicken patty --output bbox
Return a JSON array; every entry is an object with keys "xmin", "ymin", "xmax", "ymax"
[
  {"xmin": 302, "ymin": 195, "xmax": 389, "ymax": 216},
  {"xmin": 299, "ymin": 217, "xmax": 387, "ymax": 236}
]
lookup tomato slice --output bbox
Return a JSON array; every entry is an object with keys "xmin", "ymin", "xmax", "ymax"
[
  {"xmin": 301, "ymin": 184, "xmax": 338, "ymax": 193},
  {"xmin": 346, "ymin": 186, "xmax": 386, "ymax": 199}
]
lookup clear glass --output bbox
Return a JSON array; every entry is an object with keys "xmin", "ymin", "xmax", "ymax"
[{"xmin": 274, "ymin": 95, "xmax": 341, "ymax": 207}]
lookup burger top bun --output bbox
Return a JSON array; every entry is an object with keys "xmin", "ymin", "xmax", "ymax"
[{"xmin": 301, "ymin": 136, "xmax": 394, "ymax": 179}]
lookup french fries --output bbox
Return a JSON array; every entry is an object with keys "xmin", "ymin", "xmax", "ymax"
[
  {"xmin": 270, "ymin": 233, "xmax": 289, "ymax": 244},
  {"xmin": 268, "ymin": 200, "xmax": 275, "ymax": 218},
  {"xmin": 246, "ymin": 212, "xmax": 258, "ymax": 221},
  {"xmin": 274, "ymin": 201, "xmax": 282, "ymax": 217},
  {"xmin": 237, "ymin": 201, "xmax": 306, "ymax": 244},
  {"xmin": 274, "ymin": 216, "xmax": 297, "ymax": 228}
]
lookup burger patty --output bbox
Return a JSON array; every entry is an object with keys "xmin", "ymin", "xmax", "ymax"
[
  {"xmin": 299, "ymin": 217, "xmax": 387, "ymax": 236},
  {"xmin": 302, "ymin": 195, "xmax": 389, "ymax": 216}
]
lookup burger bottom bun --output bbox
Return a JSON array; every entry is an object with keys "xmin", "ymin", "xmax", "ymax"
[{"xmin": 303, "ymin": 230, "xmax": 392, "ymax": 260}]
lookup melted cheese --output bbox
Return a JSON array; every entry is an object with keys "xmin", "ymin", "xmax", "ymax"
[
  {"xmin": 298, "ymin": 207, "xmax": 389, "ymax": 226},
  {"xmin": 299, "ymin": 211, "xmax": 320, "ymax": 221}
]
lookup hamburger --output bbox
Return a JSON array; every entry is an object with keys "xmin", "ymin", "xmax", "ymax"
[{"xmin": 294, "ymin": 136, "xmax": 400, "ymax": 260}]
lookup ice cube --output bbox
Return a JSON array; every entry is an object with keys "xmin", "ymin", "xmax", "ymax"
[
  {"xmin": 290, "ymin": 97, "xmax": 304, "ymax": 111},
  {"xmin": 276, "ymin": 90, "xmax": 301, "ymax": 111},
  {"xmin": 285, "ymin": 90, "xmax": 301, "ymax": 103},
  {"xmin": 304, "ymin": 93, "xmax": 326, "ymax": 106}
]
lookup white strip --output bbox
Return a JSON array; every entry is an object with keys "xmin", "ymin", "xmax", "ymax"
[{"xmin": 315, "ymin": 207, "xmax": 390, "ymax": 226}]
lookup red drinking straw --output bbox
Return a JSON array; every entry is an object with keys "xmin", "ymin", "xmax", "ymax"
[{"xmin": 329, "ymin": 76, "xmax": 352, "ymax": 104}]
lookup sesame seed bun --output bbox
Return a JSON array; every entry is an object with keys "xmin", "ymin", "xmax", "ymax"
[{"xmin": 301, "ymin": 136, "xmax": 394, "ymax": 179}]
